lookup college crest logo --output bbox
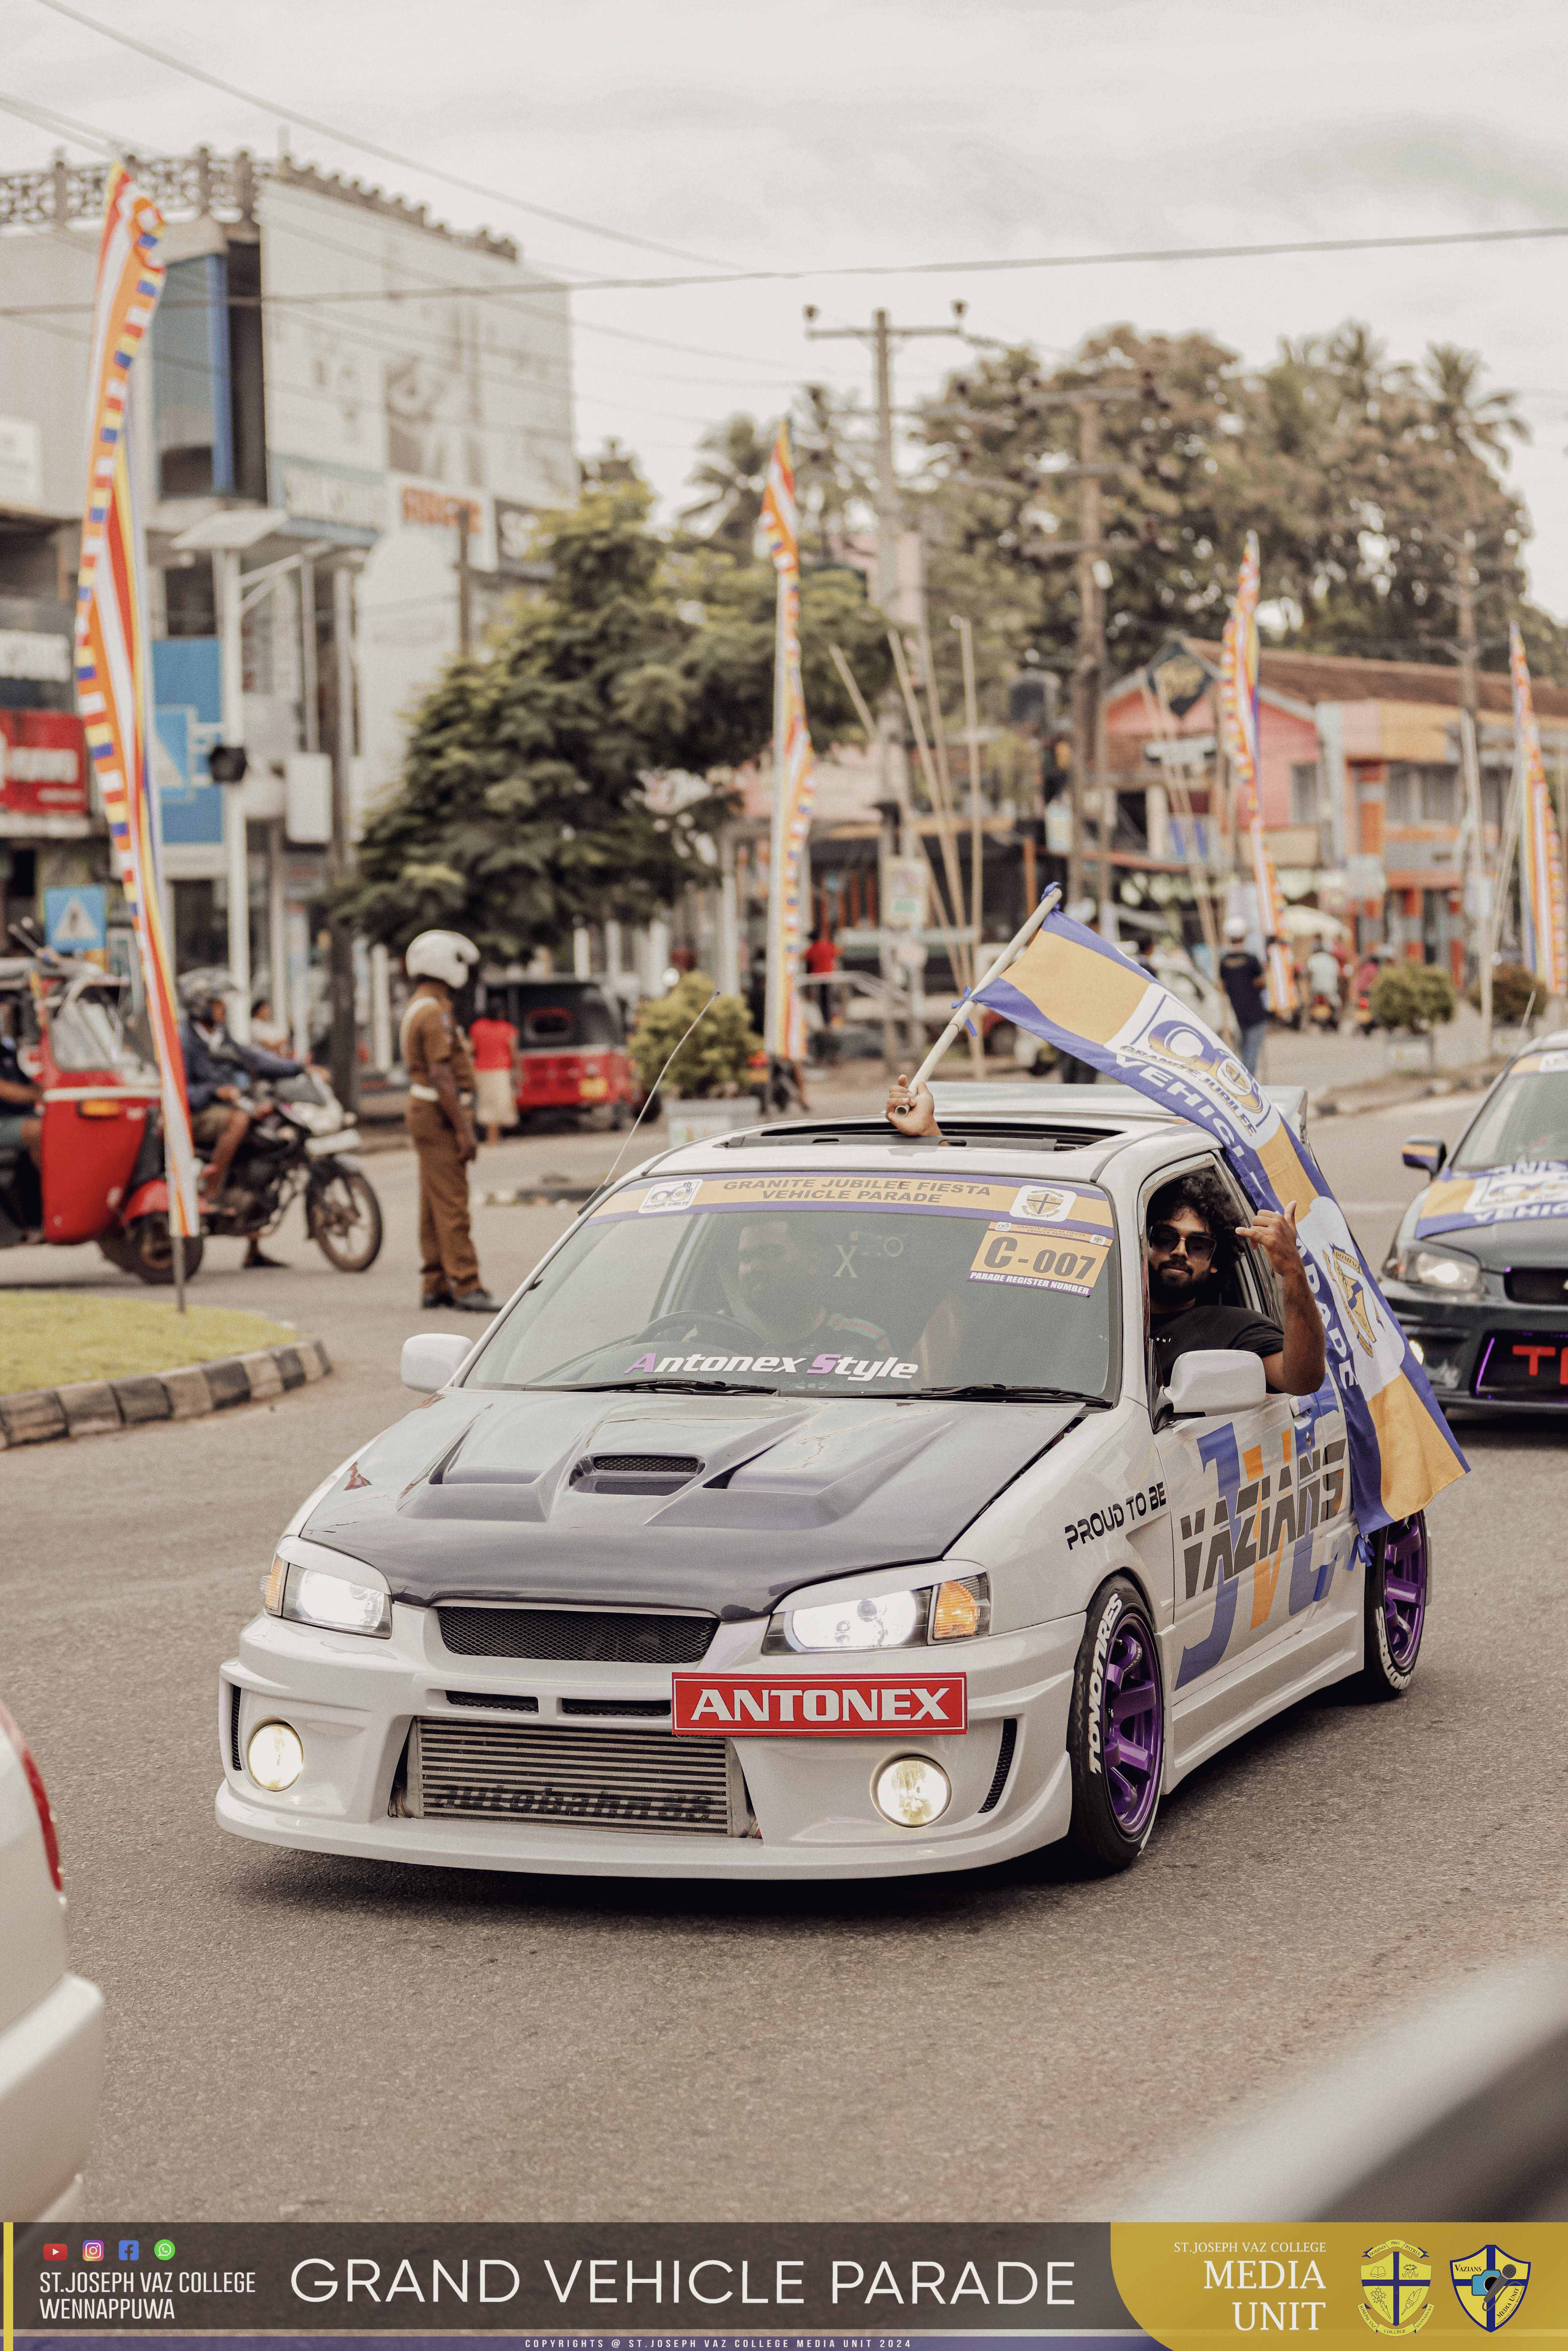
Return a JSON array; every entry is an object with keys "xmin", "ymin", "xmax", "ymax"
[
  {"xmin": 1010, "ymin": 1184, "xmax": 1073, "ymax": 1224},
  {"xmin": 1451, "ymin": 2248, "xmax": 1530, "ymax": 2331},
  {"xmin": 1123, "ymin": 1008, "xmax": 1273, "ymax": 1137},
  {"xmin": 1328, "ymin": 1243, "xmax": 1380, "ymax": 1354},
  {"xmin": 1360, "ymin": 2241, "xmax": 1433, "ymax": 2336}
]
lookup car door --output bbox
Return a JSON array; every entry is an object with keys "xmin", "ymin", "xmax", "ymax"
[{"xmin": 1147, "ymin": 1158, "xmax": 1351, "ymax": 1734}]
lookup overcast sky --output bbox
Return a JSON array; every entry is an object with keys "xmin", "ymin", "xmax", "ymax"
[{"xmin": 11, "ymin": 0, "xmax": 1568, "ymax": 635}]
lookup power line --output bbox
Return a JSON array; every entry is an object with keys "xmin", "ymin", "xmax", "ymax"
[{"xmin": 26, "ymin": 0, "xmax": 736, "ymax": 274}]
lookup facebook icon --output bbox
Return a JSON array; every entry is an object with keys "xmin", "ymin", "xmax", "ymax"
[{"xmin": 118, "ymin": 2241, "xmax": 139, "ymax": 2260}]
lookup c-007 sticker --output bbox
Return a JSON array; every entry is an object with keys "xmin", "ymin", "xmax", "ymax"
[{"xmin": 967, "ymin": 1219, "xmax": 1111, "ymax": 1298}]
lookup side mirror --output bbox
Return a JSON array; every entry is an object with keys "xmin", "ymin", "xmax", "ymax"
[
  {"xmin": 1402, "ymin": 1136, "xmax": 1448, "ymax": 1174},
  {"xmin": 1158, "ymin": 1347, "xmax": 1268, "ymax": 1420},
  {"xmin": 401, "ymin": 1331, "xmax": 473, "ymax": 1393}
]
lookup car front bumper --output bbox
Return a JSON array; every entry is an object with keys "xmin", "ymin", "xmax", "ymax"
[
  {"xmin": 216, "ymin": 1606, "xmax": 1081, "ymax": 1880},
  {"xmin": 1384, "ymin": 1279, "xmax": 1568, "ymax": 1413}
]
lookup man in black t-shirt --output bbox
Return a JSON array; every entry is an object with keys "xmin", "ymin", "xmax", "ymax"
[
  {"xmin": 1218, "ymin": 916, "xmax": 1270, "ymax": 1076},
  {"xmin": 1147, "ymin": 1168, "xmax": 1326, "ymax": 1397}
]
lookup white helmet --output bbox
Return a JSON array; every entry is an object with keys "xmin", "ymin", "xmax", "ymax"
[
  {"xmin": 405, "ymin": 929, "xmax": 480, "ymax": 990},
  {"xmin": 1224, "ymin": 916, "xmax": 1247, "ymax": 941}
]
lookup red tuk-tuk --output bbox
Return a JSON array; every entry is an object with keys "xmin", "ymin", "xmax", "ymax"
[
  {"xmin": 0, "ymin": 952, "xmax": 199, "ymax": 1282},
  {"xmin": 477, "ymin": 974, "xmax": 640, "ymax": 1129}
]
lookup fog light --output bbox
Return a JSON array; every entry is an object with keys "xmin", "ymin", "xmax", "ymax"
[
  {"xmin": 247, "ymin": 1721, "xmax": 303, "ymax": 1791},
  {"xmin": 873, "ymin": 1754, "xmax": 951, "ymax": 1828}
]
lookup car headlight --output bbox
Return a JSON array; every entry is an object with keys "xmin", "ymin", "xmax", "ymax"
[
  {"xmin": 764, "ymin": 1573, "xmax": 989, "ymax": 1653},
  {"xmin": 261, "ymin": 1540, "xmax": 391, "ymax": 1638},
  {"xmin": 1403, "ymin": 1247, "xmax": 1481, "ymax": 1296}
]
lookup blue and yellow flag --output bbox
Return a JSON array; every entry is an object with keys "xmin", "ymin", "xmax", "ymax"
[{"xmin": 974, "ymin": 908, "xmax": 1467, "ymax": 1531}]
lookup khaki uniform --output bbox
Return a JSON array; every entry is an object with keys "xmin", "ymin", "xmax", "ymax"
[{"xmin": 402, "ymin": 990, "xmax": 481, "ymax": 1300}]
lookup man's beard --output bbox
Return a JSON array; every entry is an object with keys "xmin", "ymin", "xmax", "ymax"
[{"xmin": 1150, "ymin": 1260, "xmax": 1204, "ymax": 1309}]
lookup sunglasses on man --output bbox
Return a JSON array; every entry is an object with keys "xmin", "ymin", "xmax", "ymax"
[{"xmin": 1148, "ymin": 1222, "xmax": 1216, "ymax": 1265}]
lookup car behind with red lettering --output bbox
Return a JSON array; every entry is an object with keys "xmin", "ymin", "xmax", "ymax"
[
  {"xmin": 218, "ymin": 1085, "xmax": 1421, "ymax": 1880},
  {"xmin": 1383, "ymin": 1035, "xmax": 1568, "ymax": 1415}
]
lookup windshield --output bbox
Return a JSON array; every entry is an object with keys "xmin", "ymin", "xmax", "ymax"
[
  {"xmin": 1451, "ymin": 1052, "xmax": 1568, "ymax": 1171},
  {"xmin": 466, "ymin": 1169, "xmax": 1117, "ymax": 1399},
  {"xmin": 49, "ymin": 987, "xmax": 156, "ymax": 1079}
]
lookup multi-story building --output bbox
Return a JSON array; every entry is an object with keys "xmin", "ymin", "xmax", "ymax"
[
  {"xmin": 0, "ymin": 145, "xmax": 573, "ymax": 1040},
  {"xmin": 1103, "ymin": 637, "xmax": 1568, "ymax": 978}
]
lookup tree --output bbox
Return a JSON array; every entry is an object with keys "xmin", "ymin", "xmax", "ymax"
[
  {"xmin": 678, "ymin": 413, "xmax": 773, "ymax": 552},
  {"xmin": 342, "ymin": 480, "xmax": 893, "ymax": 961},
  {"xmin": 791, "ymin": 383, "xmax": 875, "ymax": 563},
  {"xmin": 906, "ymin": 320, "xmax": 1564, "ymax": 708},
  {"xmin": 343, "ymin": 486, "xmax": 721, "ymax": 960}
]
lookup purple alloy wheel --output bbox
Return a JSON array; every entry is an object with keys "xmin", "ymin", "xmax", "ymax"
[
  {"xmin": 1380, "ymin": 1516, "xmax": 1428, "ymax": 1674},
  {"xmin": 1101, "ymin": 1614, "xmax": 1162, "ymax": 1837}
]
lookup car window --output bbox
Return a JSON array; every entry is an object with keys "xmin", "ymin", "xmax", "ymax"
[
  {"xmin": 521, "ymin": 1004, "xmax": 576, "ymax": 1046},
  {"xmin": 466, "ymin": 1168, "xmax": 1119, "ymax": 1398},
  {"xmin": 1451, "ymin": 1065, "xmax": 1568, "ymax": 1170}
]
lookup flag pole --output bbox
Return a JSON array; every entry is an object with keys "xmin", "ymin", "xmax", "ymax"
[{"xmin": 907, "ymin": 884, "xmax": 1062, "ymax": 1091}]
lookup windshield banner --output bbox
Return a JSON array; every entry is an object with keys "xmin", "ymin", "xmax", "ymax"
[
  {"xmin": 1415, "ymin": 1163, "xmax": 1568, "ymax": 1238},
  {"xmin": 971, "ymin": 907, "xmax": 1467, "ymax": 1532},
  {"xmin": 597, "ymin": 1169, "xmax": 1115, "ymax": 1237}
]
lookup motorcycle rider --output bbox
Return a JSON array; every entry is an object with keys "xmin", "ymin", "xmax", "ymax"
[
  {"xmin": 402, "ymin": 930, "xmax": 498, "ymax": 1314},
  {"xmin": 179, "ymin": 970, "xmax": 306, "ymax": 1268}
]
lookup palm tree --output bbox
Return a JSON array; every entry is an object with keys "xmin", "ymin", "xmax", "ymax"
[
  {"xmin": 678, "ymin": 413, "xmax": 773, "ymax": 551},
  {"xmin": 791, "ymin": 383, "xmax": 874, "ymax": 560},
  {"xmin": 1423, "ymin": 344, "xmax": 1528, "ymax": 466}
]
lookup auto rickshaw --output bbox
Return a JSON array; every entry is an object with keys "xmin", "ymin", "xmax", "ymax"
[{"xmin": 0, "ymin": 950, "xmax": 200, "ymax": 1283}]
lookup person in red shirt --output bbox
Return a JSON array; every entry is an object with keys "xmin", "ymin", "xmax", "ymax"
[{"xmin": 467, "ymin": 1011, "xmax": 519, "ymax": 1143}]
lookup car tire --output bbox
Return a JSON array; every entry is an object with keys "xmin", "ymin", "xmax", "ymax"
[
  {"xmin": 1064, "ymin": 1575, "xmax": 1165, "ymax": 1874},
  {"xmin": 1361, "ymin": 1512, "xmax": 1429, "ymax": 1699}
]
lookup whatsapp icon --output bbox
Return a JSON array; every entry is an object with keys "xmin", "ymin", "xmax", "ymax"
[{"xmin": 153, "ymin": 2240, "xmax": 175, "ymax": 2262}]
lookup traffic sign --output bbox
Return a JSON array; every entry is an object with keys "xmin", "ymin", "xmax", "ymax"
[{"xmin": 44, "ymin": 884, "xmax": 107, "ymax": 955}]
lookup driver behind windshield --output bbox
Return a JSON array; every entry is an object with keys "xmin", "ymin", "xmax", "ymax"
[
  {"xmin": 714, "ymin": 1214, "xmax": 893, "ymax": 1360},
  {"xmin": 1146, "ymin": 1170, "xmax": 1325, "ymax": 1396}
]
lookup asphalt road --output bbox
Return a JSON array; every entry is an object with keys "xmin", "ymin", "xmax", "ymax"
[{"xmin": 8, "ymin": 1078, "xmax": 1567, "ymax": 2220}]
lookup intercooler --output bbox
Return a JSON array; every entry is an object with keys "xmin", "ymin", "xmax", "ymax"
[{"xmin": 403, "ymin": 1716, "xmax": 742, "ymax": 1835}]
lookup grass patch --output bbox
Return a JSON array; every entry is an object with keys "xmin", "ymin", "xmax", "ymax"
[{"xmin": 0, "ymin": 1291, "xmax": 299, "ymax": 1395}]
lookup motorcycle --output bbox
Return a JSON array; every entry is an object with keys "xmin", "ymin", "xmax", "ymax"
[
  {"xmin": 0, "ymin": 949, "xmax": 382, "ymax": 1283},
  {"xmin": 179, "ymin": 1061, "xmax": 384, "ymax": 1275}
]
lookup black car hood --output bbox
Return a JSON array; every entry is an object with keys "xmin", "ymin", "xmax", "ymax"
[{"xmin": 301, "ymin": 1387, "xmax": 1080, "ymax": 1616}]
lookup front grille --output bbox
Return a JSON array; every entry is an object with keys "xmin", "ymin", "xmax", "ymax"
[
  {"xmin": 1504, "ymin": 1267, "xmax": 1568, "ymax": 1304},
  {"xmin": 561, "ymin": 1696, "xmax": 671, "ymax": 1718},
  {"xmin": 438, "ymin": 1604, "xmax": 716, "ymax": 1665},
  {"xmin": 411, "ymin": 1718, "xmax": 733, "ymax": 1835},
  {"xmin": 445, "ymin": 1689, "xmax": 538, "ymax": 1713}
]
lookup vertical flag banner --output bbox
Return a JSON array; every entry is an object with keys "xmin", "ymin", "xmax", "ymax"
[
  {"xmin": 74, "ymin": 165, "xmax": 199, "ymax": 1239},
  {"xmin": 1220, "ymin": 531, "xmax": 1296, "ymax": 1016},
  {"xmin": 759, "ymin": 422, "xmax": 817, "ymax": 1062},
  {"xmin": 971, "ymin": 904, "xmax": 1468, "ymax": 1531},
  {"xmin": 1510, "ymin": 621, "xmax": 1568, "ymax": 999}
]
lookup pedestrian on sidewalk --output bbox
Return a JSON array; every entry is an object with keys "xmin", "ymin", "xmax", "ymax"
[
  {"xmin": 469, "ymin": 1006, "xmax": 519, "ymax": 1143},
  {"xmin": 1219, "ymin": 916, "xmax": 1270, "ymax": 1076},
  {"xmin": 401, "ymin": 930, "xmax": 498, "ymax": 1314}
]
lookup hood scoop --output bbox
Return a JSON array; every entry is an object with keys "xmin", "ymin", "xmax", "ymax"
[{"xmin": 570, "ymin": 1453, "xmax": 702, "ymax": 1496}]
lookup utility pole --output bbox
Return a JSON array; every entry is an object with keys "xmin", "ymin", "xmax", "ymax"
[
  {"xmin": 802, "ymin": 301, "xmax": 970, "ymax": 617},
  {"xmin": 328, "ymin": 562, "xmax": 359, "ymax": 1115},
  {"xmin": 1455, "ymin": 528, "xmax": 1491, "ymax": 1043},
  {"xmin": 455, "ymin": 504, "xmax": 473, "ymax": 657}
]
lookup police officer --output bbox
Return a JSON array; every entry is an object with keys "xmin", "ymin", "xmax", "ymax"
[{"xmin": 402, "ymin": 930, "xmax": 498, "ymax": 1313}]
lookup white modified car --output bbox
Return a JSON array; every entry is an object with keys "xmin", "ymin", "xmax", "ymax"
[
  {"xmin": 217, "ymin": 1086, "xmax": 1429, "ymax": 1881},
  {"xmin": 0, "ymin": 1701, "xmax": 104, "ymax": 2216}
]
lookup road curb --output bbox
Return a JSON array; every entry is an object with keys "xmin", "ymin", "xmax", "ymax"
[{"xmin": 0, "ymin": 1335, "xmax": 332, "ymax": 1451}]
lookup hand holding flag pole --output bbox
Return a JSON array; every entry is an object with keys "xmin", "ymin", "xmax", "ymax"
[{"xmin": 893, "ymin": 885, "xmax": 1062, "ymax": 1107}]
